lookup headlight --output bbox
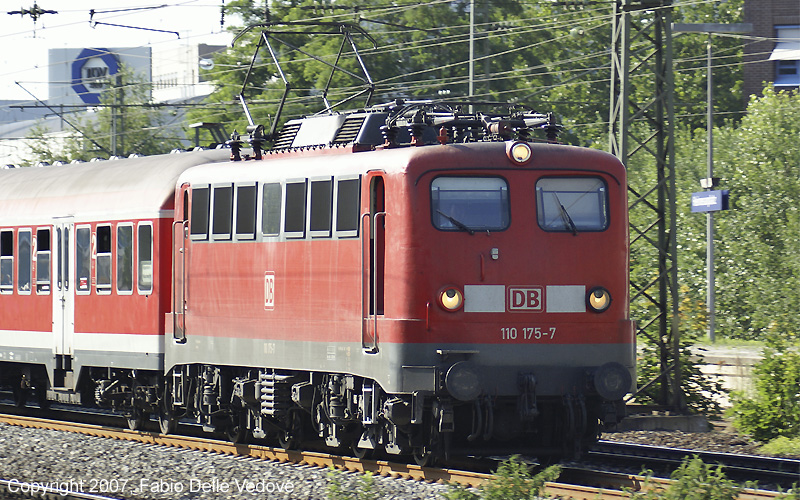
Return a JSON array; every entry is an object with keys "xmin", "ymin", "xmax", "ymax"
[
  {"xmin": 507, "ymin": 141, "xmax": 532, "ymax": 165},
  {"xmin": 438, "ymin": 286, "xmax": 463, "ymax": 311},
  {"xmin": 594, "ymin": 362, "xmax": 632, "ymax": 401},
  {"xmin": 587, "ymin": 286, "xmax": 612, "ymax": 313}
]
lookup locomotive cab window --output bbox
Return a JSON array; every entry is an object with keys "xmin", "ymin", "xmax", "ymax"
[
  {"xmin": 284, "ymin": 180, "xmax": 307, "ymax": 239},
  {"xmin": 235, "ymin": 184, "xmax": 257, "ymax": 240},
  {"xmin": 262, "ymin": 183, "xmax": 282, "ymax": 236},
  {"xmin": 36, "ymin": 228, "xmax": 51, "ymax": 294},
  {"xmin": 536, "ymin": 177, "xmax": 608, "ymax": 232},
  {"xmin": 190, "ymin": 186, "xmax": 210, "ymax": 240},
  {"xmin": 96, "ymin": 225, "xmax": 112, "ymax": 294},
  {"xmin": 431, "ymin": 177, "xmax": 510, "ymax": 233},
  {"xmin": 310, "ymin": 178, "xmax": 333, "ymax": 238},
  {"xmin": 0, "ymin": 230, "xmax": 12, "ymax": 294},
  {"xmin": 335, "ymin": 177, "xmax": 360, "ymax": 238},
  {"xmin": 212, "ymin": 185, "xmax": 234, "ymax": 241}
]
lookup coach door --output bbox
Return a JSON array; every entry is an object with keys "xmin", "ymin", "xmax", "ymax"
[
  {"xmin": 52, "ymin": 219, "xmax": 75, "ymax": 358},
  {"xmin": 172, "ymin": 186, "xmax": 189, "ymax": 342},
  {"xmin": 361, "ymin": 173, "xmax": 385, "ymax": 353}
]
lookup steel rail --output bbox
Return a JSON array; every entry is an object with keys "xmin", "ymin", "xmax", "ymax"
[{"xmin": 0, "ymin": 413, "xmax": 785, "ymax": 499}]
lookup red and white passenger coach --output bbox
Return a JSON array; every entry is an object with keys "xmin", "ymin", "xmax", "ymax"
[{"xmin": 0, "ymin": 101, "xmax": 634, "ymax": 463}]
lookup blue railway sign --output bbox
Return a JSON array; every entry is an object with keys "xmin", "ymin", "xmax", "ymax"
[{"xmin": 691, "ymin": 190, "xmax": 729, "ymax": 213}]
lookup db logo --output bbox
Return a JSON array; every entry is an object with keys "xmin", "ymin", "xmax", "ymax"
[
  {"xmin": 264, "ymin": 272, "xmax": 275, "ymax": 310},
  {"xmin": 508, "ymin": 287, "xmax": 543, "ymax": 312}
]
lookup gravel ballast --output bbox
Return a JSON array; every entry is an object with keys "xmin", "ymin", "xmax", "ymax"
[{"xmin": 0, "ymin": 422, "xmax": 451, "ymax": 500}]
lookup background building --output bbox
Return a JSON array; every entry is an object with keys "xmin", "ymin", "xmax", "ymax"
[
  {"xmin": 0, "ymin": 42, "xmax": 224, "ymax": 164},
  {"xmin": 743, "ymin": 0, "xmax": 800, "ymax": 97}
]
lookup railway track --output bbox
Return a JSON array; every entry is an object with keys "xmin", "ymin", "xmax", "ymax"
[
  {"xmin": 590, "ymin": 440, "xmax": 800, "ymax": 490},
  {"xmin": 0, "ymin": 411, "xmax": 788, "ymax": 500}
]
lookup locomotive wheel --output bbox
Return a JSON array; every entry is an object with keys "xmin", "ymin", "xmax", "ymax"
[
  {"xmin": 351, "ymin": 441, "xmax": 372, "ymax": 460},
  {"xmin": 158, "ymin": 394, "xmax": 177, "ymax": 435},
  {"xmin": 412, "ymin": 448, "xmax": 433, "ymax": 467},
  {"xmin": 278, "ymin": 411, "xmax": 304, "ymax": 450}
]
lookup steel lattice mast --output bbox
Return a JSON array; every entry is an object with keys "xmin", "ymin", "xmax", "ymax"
[{"xmin": 609, "ymin": 0, "xmax": 684, "ymax": 411}]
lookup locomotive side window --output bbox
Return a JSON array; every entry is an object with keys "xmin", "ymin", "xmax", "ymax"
[
  {"xmin": 190, "ymin": 187, "xmax": 210, "ymax": 240},
  {"xmin": 138, "ymin": 223, "xmax": 153, "ymax": 294},
  {"xmin": 17, "ymin": 229, "xmax": 31, "ymax": 294},
  {"xmin": 212, "ymin": 185, "xmax": 233, "ymax": 240},
  {"xmin": 235, "ymin": 184, "xmax": 257, "ymax": 240},
  {"xmin": 261, "ymin": 183, "xmax": 282, "ymax": 236},
  {"xmin": 310, "ymin": 178, "xmax": 333, "ymax": 237},
  {"xmin": 536, "ymin": 177, "xmax": 609, "ymax": 232},
  {"xmin": 284, "ymin": 181, "xmax": 307, "ymax": 238},
  {"xmin": 335, "ymin": 177, "xmax": 360, "ymax": 237},
  {"xmin": 96, "ymin": 225, "xmax": 112, "ymax": 294},
  {"xmin": 36, "ymin": 228, "xmax": 51, "ymax": 294},
  {"xmin": 0, "ymin": 230, "xmax": 12, "ymax": 294},
  {"xmin": 76, "ymin": 227, "xmax": 91, "ymax": 294},
  {"xmin": 117, "ymin": 224, "xmax": 133, "ymax": 294},
  {"xmin": 431, "ymin": 177, "xmax": 510, "ymax": 233}
]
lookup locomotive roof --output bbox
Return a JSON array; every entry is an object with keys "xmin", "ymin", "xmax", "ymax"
[{"xmin": 0, "ymin": 150, "xmax": 230, "ymax": 224}]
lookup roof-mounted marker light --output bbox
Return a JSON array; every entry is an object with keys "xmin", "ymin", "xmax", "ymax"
[{"xmin": 508, "ymin": 141, "xmax": 532, "ymax": 165}]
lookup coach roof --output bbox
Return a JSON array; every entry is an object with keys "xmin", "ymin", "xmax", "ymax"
[{"xmin": 0, "ymin": 150, "xmax": 230, "ymax": 224}]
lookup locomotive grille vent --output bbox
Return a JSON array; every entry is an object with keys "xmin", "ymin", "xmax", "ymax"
[
  {"xmin": 272, "ymin": 123, "xmax": 302, "ymax": 150},
  {"xmin": 332, "ymin": 116, "xmax": 367, "ymax": 145}
]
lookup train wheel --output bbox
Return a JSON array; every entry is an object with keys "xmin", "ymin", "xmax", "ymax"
[
  {"xmin": 278, "ymin": 411, "xmax": 304, "ymax": 450},
  {"xmin": 158, "ymin": 393, "xmax": 177, "ymax": 435},
  {"xmin": 126, "ymin": 409, "xmax": 146, "ymax": 431},
  {"xmin": 226, "ymin": 411, "xmax": 247, "ymax": 444}
]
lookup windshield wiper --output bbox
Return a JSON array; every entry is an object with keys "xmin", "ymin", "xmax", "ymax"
[
  {"xmin": 437, "ymin": 210, "xmax": 474, "ymax": 235},
  {"xmin": 553, "ymin": 193, "xmax": 578, "ymax": 236}
]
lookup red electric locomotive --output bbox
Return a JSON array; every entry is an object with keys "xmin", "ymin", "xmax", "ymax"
[{"xmin": 0, "ymin": 100, "xmax": 633, "ymax": 463}]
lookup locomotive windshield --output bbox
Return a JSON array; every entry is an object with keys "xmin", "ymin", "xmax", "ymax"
[
  {"xmin": 536, "ymin": 177, "xmax": 608, "ymax": 232},
  {"xmin": 431, "ymin": 177, "xmax": 510, "ymax": 233}
]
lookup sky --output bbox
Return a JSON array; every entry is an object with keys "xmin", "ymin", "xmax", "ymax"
[{"xmin": 1, "ymin": 1, "xmax": 235, "ymax": 101}]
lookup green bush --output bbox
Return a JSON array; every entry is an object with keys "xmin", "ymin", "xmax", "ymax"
[
  {"xmin": 729, "ymin": 334, "xmax": 800, "ymax": 442},
  {"xmin": 760, "ymin": 436, "xmax": 800, "ymax": 457},
  {"xmin": 327, "ymin": 468, "xmax": 379, "ymax": 500},
  {"xmin": 442, "ymin": 456, "xmax": 561, "ymax": 500},
  {"xmin": 630, "ymin": 456, "xmax": 741, "ymax": 500}
]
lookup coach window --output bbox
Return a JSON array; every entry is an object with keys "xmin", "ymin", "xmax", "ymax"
[
  {"xmin": 212, "ymin": 185, "xmax": 233, "ymax": 241},
  {"xmin": 261, "ymin": 183, "xmax": 282, "ymax": 236},
  {"xmin": 190, "ymin": 186, "xmax": 210, "ymax": 241},
  {"xmin": 310, "ymin": 178, "xmax": 333, "ymax": 238},
  {"xmin": 284, "ymin": 180, "xmax": 307, "ymax": 239},
  {"xmin": 235, "ymin": 184, "xmax": 257, "ymax": 240},
  {"xmin": 138, "ymin": 223, "xmax": 153, "ymax": 294},
  {"xmin": 36, "ymin": 228, "xmax": 51, "ymax": 294},
  {"xmin": 17, "ymin": 229, "xmax": 32, "ymax": 294},
  {"xmin": 335, "ymin": 177, "xmax": 360, "ymax": 238},
  {"xmin": 117, "ymin": 224, "xmax": 133, "ymax": 294},
  {"xmin": 536, "ymin": 177, "xmax": 608, "ymax": 233},
  {"xmin": 0, "ymin": 230, "xmax": 12, "ymax": 294},
  {"xmin": 431, "ymin": 177, "xmax": 510, "ymax": 233},
  {"xmin": 76, "ymin": 227, "xmax": 91, "ymax": 294},
  {"xmin": 96, "ymin": 225, "xmax": 112, "ymax": 294}
]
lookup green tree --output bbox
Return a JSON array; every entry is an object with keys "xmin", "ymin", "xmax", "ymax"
[
  {"xmin": 25, "ymin": 65, "xmax": 174, "ymax": 163},
  {"xmin": 674, "ymin": 88, "xmax": 800, "ymax": 340}
]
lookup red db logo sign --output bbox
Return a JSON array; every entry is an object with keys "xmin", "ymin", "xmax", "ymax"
[{"xmin": 508, "ymin": 287, "xmax": 543, "ymax": 312}]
